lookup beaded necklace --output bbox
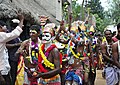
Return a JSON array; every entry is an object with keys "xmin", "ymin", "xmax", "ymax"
[
  {"xmin": 27, "ymin": 38, "xmax": 41, "ymax": 64},
  {"xmin": 105, "ymin": 41, "xmax": 113, "ymax": 66},
  {"xmin": 106, "ymin": 41, "xmax": 113, "ymax": 57}
]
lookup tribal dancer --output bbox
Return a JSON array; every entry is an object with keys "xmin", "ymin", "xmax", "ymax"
[
  {"xmin": 64, "ymin": 25, "xmax": 90, "ymax": 85},
  {"xmin": 34, "ymin": 23, "xmax": 62, "ymax": 85},
  {"xmin": 55, "ymin": 21, "xmax": 70, "ymax": 85}
]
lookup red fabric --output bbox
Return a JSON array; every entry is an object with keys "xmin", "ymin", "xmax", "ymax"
[
  {"xmin": 64, "ymin": 54, "xmax": 68, "ymax": 58},
  {"xmin": 46, "ymin": 44, "xmax": 56, "ymax": 53},
  {"xmin": 17, "ymin": 55, "xmax": 24, "ymax": 75},
  {"xmin": 38, "ymin": 44, "xmax": 48, "ymax": 72},
  {"xmin": 29, "ymin": 78, "xmax": 38, "ymax": 85},
  {"xmin": 70, "ymin": 41, "xmax": 73, "ymax": 46},
  {"xmin": 83, "ymin": 52, "xmax": 87, "ymax": 57},
  {"xmin": 77, "ymin": 37, "xmax": 80, "ymax": 40},
  {"xmin": 38, "ymin": 44, "xmax": 62, "ymax": 72},
  {"xmin": 38, "ymin": 63, "xmax": 48, "ymax": 72},
  {"xmin": 38, "ymin": 53, "xmax": 43, "ymax": 63},
  {"xmin": 61, "ymin": 69, "xmax": 66, "ymax": 74},
  {"xmin": 42, "ymin": 44, "xmax": 62, "ymax": 64},
  {"xmin": 112, "ymin": 36, "xmax": 118, "ymax": 42},
  {"xmin": 93, "ymin": 57, "xmax": 98, "ymax": 67}
]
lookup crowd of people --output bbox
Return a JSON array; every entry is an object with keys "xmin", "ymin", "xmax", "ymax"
[{"xmin": 0, "ymin": 13, "xmax": 120, "ymax": 85}]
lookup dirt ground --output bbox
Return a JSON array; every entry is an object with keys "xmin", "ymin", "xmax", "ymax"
[{"xmin": 95, "ymin": 70, "xmax": 106, "ymax": 85}]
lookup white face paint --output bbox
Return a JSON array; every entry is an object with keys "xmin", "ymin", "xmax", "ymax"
[{"xmin": 42, "ymin": 32, "xmax": 52, "ymax": 43}]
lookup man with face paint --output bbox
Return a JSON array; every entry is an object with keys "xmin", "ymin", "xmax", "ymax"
[
  {"xmin": 101, "ymin": 30, "xmax": 118, "ymax": 85},
  {"xmin": 15, "ymin": 25, "xmax": 41, "ymax": 85},
  {"xmin": 42, "ymin": 31, "xmax": 52, "ymax": 43},
  {"xmin": 34, "ymin": 23, "xmax": 61, "ymax": 85},
  {"xmin": 112, "ymin": 23, "xmax": 120, "ymax": 85}
]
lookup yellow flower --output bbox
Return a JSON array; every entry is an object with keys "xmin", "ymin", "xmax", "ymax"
[
  {"xmin": 77, "ymin": 53, "xmax": 80, "ymax": 56},
  {"xmin": 39, "ymin": 45, "xmax": 55, "ymax": 69},
  {"xmin": 70, "ymin": 47, "xmax": 84, "ymax": 60}
]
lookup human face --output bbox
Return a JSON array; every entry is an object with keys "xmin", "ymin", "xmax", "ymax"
[
  {"xmin": 40, "ymin": 16, "xmax": 48, "ymax": 26},
  {"xmin": 29, "ymin": 30, "xmax": 38, "ymax": 41},
  {"xmin": 42, "ymin": 32, "xmax": 52, "ymax": 44},
  {"xmin": 105, "ymin": 31, "xmax": 112, "ymax": 40}
]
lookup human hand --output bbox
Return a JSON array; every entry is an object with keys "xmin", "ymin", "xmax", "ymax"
[
  {"xmin": 18, "ymin": 13, "xmax": 24, "ymax": 21},
  {"xmin": 17, "ymin": 10, "xmax": 24, "ymax": 28},
  {"xmin": 32, "ymin": 72, "xmax": 37, "ymax": 76},
  {"xmin": 33, "ymin": 71, "xmax": 42, "ymax": 79},
  {"xmin": 60, "ymin": 21, "xmax": 65, "ymax": 31}
]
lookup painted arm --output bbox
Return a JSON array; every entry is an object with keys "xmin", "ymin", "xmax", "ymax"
[{"xmin": 37, "ymin": 48, "xmax": 61, "ymax": 79}]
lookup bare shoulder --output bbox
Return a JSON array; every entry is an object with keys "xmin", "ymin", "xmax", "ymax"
[
  {"xmin": 112, "ymin": 41, "xmax": 118, "ymax": 47},
  {"xmin": 50, "ymin": 47, "xmax": 60, "ymax": 58},
  {"xmin": 51, "ymin": 47, "xmax": 59, "ymax": 53},
  {"xmin": 112, "ymin": 42, "xmax": 118, "ymax": 50},
  {"xmin": 101, "ymin": 42, "xmax": 106, "ymax": 47}
]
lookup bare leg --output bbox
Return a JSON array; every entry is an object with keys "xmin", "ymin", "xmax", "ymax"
[{"xmin": 84, "ymin": 72, "xmax": 89, "ymax": 85}]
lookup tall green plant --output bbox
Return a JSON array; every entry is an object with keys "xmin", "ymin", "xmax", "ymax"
[
  {"xmin": 86, "ymin": 0, "xmax": 104, "ymax": 19},
  {"xmin": 72, "ymin": 0, "xmax": 81, "ymax": 21},
  {"xmin": 109, "ymin": 0, "xmax": 120, "ymax": 24}
]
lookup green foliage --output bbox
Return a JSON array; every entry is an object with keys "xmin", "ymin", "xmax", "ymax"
[
  {"xmin": 94, "ymin": 14, "xmax": 104, "ymax": 32},
  {"xmin": 109, "ymin": 0, "xmax": 120, "ymax": 24},
  {"xmin": 62, "ymin": 2, "xmax": 69, "ymax": 22},
  {"xmin": 62, "ymin": 0, "xmax": 81, "ymax": 22},
  {"xmin": 72, "ymin": 1, "xmax": 81, "ymax": 21},
  {"xmin": 86, "ymin": 0, "xmax": 104, "ymax": 19},
  {"xmin": 94, "ymin": 13, "xmax": 111, "ymax": 33},
  {"xmin": 62, "ymin": 0, "xmax": 112, "ymax": 33},
  {"xmin": 84, "ymin": 0, "xmax": 107, "ymax": 33}
]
